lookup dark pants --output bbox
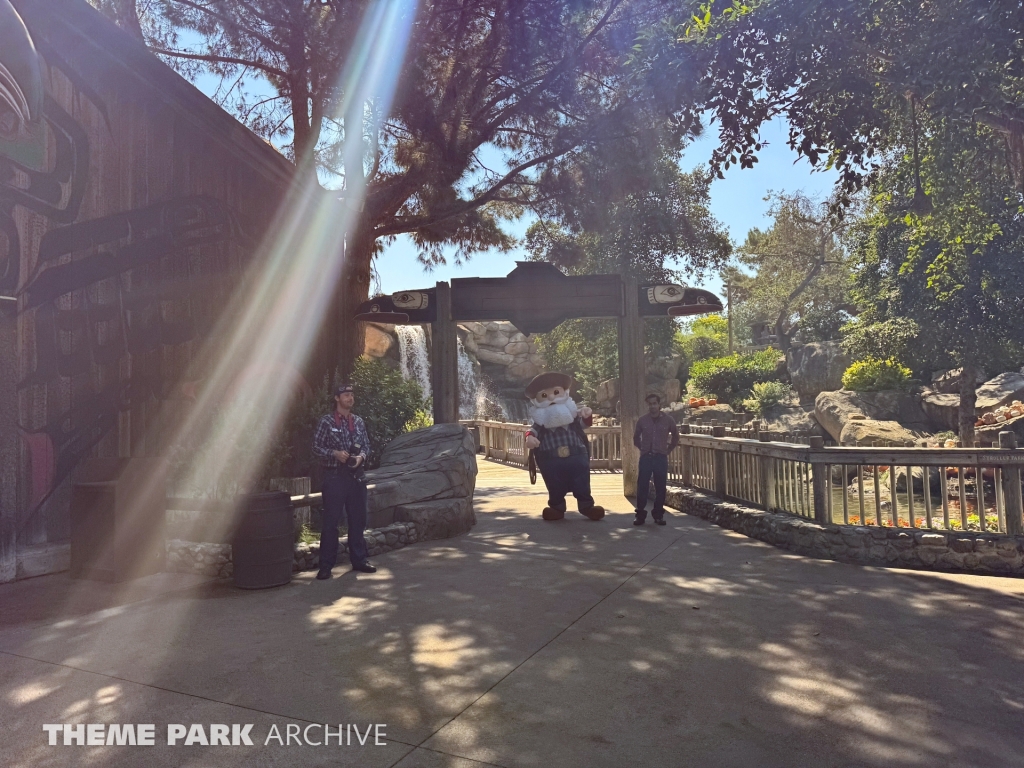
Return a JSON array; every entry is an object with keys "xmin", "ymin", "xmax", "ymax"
[
  {"xmin": 636, "ymin": 452, "xmax": 668, "ymax": 521},
  {"xmin": 536, "ymin": 451, "xmax": 594, "ymax": 511},
  {"xmin": 319, "ymin": 469, "xmax": 369, "ymax": 569}
]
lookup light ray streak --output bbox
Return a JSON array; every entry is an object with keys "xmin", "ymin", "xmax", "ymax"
[{"xmin": 51, "ymin": 0, "xmax": 419, "ymax": 614}]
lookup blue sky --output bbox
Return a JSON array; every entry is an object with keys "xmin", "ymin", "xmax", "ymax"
[{"xmin": 374, "ymin": 117, "xmax": 839, "ymax": 299}]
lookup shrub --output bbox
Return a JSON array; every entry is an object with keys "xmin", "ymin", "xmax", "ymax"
[
  {"xmin": 742, "ymin": 381, "xmax": 795, "ymax": 415},
  {"xmin": 677, "ymin": 314, "xmax": 729, "ymax": 364},
  {"xmin": 841, "ymin": 358, "xmax": 912, "ymax": 392},
  {"xmin": 351, "ymin": 357, "xmax": 428, "ymax": 467},
  {"xmin": 688, "ymin": 348, "xmax": 782, "ymax": 407}
]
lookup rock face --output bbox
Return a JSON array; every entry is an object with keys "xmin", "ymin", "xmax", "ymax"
[
  {"xmin": 919, "ymin": 390, "xmax": 960, "ymax": 432},
  {"xmin": 759, "ymin": 404, "xmax": 828, "ymax": 438},
  {"xmin": 815, "ymin": 389, "xmax": 930, "ymax": 441},
  {"xmin": 839, "ymin": 419, "xmax": 918, "ymax": 446},
  {"xmin": 919, "ymin": 372, "xmax": 1024, "ymax": 433},
  {"xmin": 365, "ymin": 423, "xmax": 478, "ymax": 532},
  {"xmin": 976, "ymin": 372, "xmax": 1024, "ymax": 411},
  {"xmin": 461, "ymin": 321, "xmax": 545, "ymax": 387},
  {"xmin": 931, "ymin": 368, "xmax": 986, "ymax": 395},
  {"xmin": 689, "ymin": 403, "xmax": 737, "ymax": 425},
  {"xmin": 977, "ymin": 413, "xmax": 1024, "ymax": 444},
  {"xmin": 593, "ymin": 355, "xmax": 684, "ymax": 416},
  {"xmin": 645, "ymin": 377, "xmax": 681, "ymax": 406},
  {"xmin": 787, "ymin": 342, "xmax": 850, "ymax": 402}
]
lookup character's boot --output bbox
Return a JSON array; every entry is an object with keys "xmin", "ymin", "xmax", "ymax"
[
  {"xmin": 579, "ymin": 505, "xmax": 605, "ymax": 521},
  {"xmin": 542, "ymin": 505, "xmax": 566, "ymax": 521}
]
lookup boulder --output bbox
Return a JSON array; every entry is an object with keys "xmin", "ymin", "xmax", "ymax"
[
  {"xmin": 815, "ymin": 389, "xmax": 931, "ymax": 441},
  {"xmin": 363, "ymin": 323, "xmax": 395, "ymax": 359},
  {"xmin": 689, "ymin": 403, "xmax": 737, "ymax": 425},
  {"xmin": 645, "ymin": 377, "xmax": 680, "ymax": 405},
  {"xmin": 919, "ymin": 389, "xmax": 960, "ymax": 432},
  {"xmin": 595, "ymin": 377, "xmax": 619, "ymax": 405},
  {"xmin": 759, "ymin": 404, "xmax": 828, "ymax": 438},
  {"xmin": 646, "ymin": 355, "xmax": 682, "ymax": 381},
  {"xmin": 365, "ymin": 423, "xmax": 477, "ymax": 529},
  {"xmin": 977, "ymin": 412, "xmax": 1024, "ymax": 444},
  {"xmin": 814, "ymin": 390, "xmax": 871, "ymax": 441},
  {"xmin": 786, "ymin": 341, "xmax": 851, "ymax": 402},
  {"xmin": 839, "ymin": 419, "xmax": 919, "ymax": 447},
  {"xmin": 976, "ymin": 372, "xmax": 1024, "ymax": 412},
  {"xmin": 931, "ymin": 368, "xmax": 987, "ymax": 395}
]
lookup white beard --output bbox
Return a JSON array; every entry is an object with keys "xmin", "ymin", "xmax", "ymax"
[{"xmin": 531, "ymin": 397, "xmax": 578, "ymax": 429}]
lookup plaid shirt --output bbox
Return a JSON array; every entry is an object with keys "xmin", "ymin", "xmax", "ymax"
[
  {"xmin": 529, "ymin": 420, "xmax": 587, "ymax": 454},
  {"xmin": 312, "ymin": 412, "xmax": 370, "ymax": 468}
]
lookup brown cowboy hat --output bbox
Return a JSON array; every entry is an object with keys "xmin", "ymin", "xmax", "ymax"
[{"xmin": 525, "ymin": 372, "xmax": 574, "ymax": 399}]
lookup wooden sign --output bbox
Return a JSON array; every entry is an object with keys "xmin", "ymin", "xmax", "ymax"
[{"xmin": 452, "ymin": 261, "xmax": 622, "ymax": 334}]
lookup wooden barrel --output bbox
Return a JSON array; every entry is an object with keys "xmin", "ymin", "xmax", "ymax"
[{"xmin": 232, "ymin": 491, "xmax": 293, "ymax": 589}]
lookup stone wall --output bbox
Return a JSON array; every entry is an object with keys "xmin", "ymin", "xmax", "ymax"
[
  {"xmin": 664, "ymin": 487, "xmax": 1024, "ymax": 575},
  {"xmin": 166, "ymin": 521, "xmax": 427, "ymax": 578}
]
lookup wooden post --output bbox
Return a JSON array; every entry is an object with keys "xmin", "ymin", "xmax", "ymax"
[
  {"xmin": 0, "ymin": 303, "xmax": 17, "ymax": 583},
  {"xmin": 712, "ymin": 424, "xmax": 727, "ymax": 498},
  {"xmin": 431, "ymin": 281, "xmax": 459, "ymax": 424},
  {"xmin": 618, "ymin": 276, "xmax": 644, "ymax": 498},
  {"xmin": 809, "ymin": 435, "xmax": 829, "ymax": 524},
  {"xmin": 999, "ymin": 431, "xmax": 1023, "ymax": 535},
  {"xmin": 758, "ymin": 430, "xmax": 774, "ymax": 511},
  {"xmin": 681, "ymin": 424, "xmax": 692, "ymax": 486}
]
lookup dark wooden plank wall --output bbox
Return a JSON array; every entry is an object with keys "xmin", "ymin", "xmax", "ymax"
[{"xmin": 4, "ymin": 0, "xmax": 294, "ymax": 561}]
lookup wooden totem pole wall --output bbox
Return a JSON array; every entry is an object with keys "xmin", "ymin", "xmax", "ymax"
[{"xmin": 0, "ymin": 0, "xmax": 293, "ymax": 582}]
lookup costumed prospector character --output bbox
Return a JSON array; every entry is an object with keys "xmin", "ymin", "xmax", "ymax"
[{"xmin": 524, "ymin": 372, "xmax": 605, "ymax": 521}]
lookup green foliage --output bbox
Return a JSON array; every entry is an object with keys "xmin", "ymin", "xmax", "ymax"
[
  {"xmin": 688, "ymin": 349, "xmax": 782, "ymax": 407},
  {"xmin": 727, "ymin": 193, "xmax": 854, "ymax": 347},
  {"xmin": 841, "ymin": 317, "xmax": 920, "ymax": 363},
  {"xmin": 404, "ymin": 408, "xmax": 434, "ymax": 433},
  {"xmin": 676, "ymin": 313, "xmax": 729, "ymax": 367},
  {"xmin": 351, "ymin": 358, "xmax": 427, "ymax": 468},
  {"xmin": 742, "ymin": 381, "xmax": 795, "ymax": 415},
  {"xmin": 841, "ymin": 358, "xmax": 912, "ymax": 392},
  {"xmin": 533, "ymin": 319, "xmax": 620, "ymax": 403}
]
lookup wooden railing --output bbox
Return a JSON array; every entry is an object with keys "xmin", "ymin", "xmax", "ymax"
[
  {"xmin": 673, "ymin": 426, "xmax": 1024, "ymax": 534},
  {"xmin": 467, "ymin": 420, "xmax": 623, "ymax": 470}
]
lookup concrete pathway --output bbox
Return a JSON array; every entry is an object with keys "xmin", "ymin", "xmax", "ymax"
[{"xmin": 3, "ymin": 460, "xmax": 1024, "ymax": 767}]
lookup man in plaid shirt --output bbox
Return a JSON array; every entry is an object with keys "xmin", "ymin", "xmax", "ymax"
[
  {"xmin": 524, "ymin": 372, "xmax": 605, "ymax": 522},
  {"xmin": 311, "ymin": 384, "xmax": 374, "ymax": 578}
]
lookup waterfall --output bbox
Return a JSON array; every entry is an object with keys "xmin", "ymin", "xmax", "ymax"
[
  {"xmin": 397, "ymin": 324, "xmax": 510, "ymax": 420},
  {"xmin": 397, "ymin": 326, "xmax": 431, "ymax": 403},
  {"xmin": 457, "ymin": 336, "xmax": 490, "ymax": 419}
]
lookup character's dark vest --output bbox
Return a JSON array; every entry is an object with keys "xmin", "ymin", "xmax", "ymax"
[{"xmin": 535, "ymin": 418, "xmax": 590, "ymax": 457}]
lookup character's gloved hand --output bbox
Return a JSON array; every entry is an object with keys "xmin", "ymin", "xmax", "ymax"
[
  {"xmin": 526, "ymin": 434, "xmax": 541, "ymax": 449},
  {"xmin": 579, "ymin": 406, "xmax": 593, "ymax": 419}
]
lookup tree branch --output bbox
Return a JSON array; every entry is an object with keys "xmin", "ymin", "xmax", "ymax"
[{"xmin": 150, "ymin": 48, "xmax": 289, "ymax": 80}]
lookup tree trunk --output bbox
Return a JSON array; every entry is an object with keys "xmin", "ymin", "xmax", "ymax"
[
  {"xmin": 337, "ymin": 230, "xmax": 374, "ymax": 380},
  {"xmin": 959, "ymin": 363, "xmax": 978, "ymax": 446}
]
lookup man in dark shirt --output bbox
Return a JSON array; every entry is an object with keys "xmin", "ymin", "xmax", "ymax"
[
  {"xmin": 311, "ymin": 384, "xmax": 375, "ymax": 578},
  {"xmin": 632, "ymin": 393, "xmax": 680, "ymax": 526}
]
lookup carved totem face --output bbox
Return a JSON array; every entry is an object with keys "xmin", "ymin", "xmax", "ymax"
[
  {"xmin": 392, "ymin": 291, "xmax": 429, "ymax": 310},
  {"xmin": 646, "ymin": 284, "xmax": 685, "ymax": 305}
]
